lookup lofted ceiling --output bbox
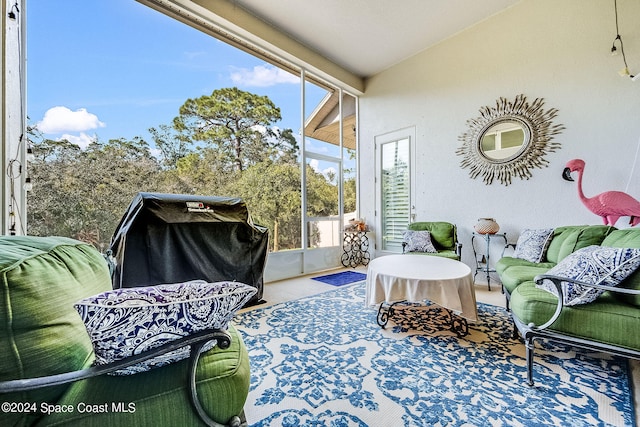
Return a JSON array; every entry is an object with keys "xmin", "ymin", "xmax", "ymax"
[
  {"xmin": 142, "ymin": 0, "xmax": 523, "ymax": 146},
  {"xmin": 229, "ymin": 0, "xmax": 522, "ymax": 78}
]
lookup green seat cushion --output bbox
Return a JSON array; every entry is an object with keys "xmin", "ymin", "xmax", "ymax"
[
  {"xmin": 495, "ymin": 257, "xmax": 555, "ymax": 276},
  {"xmin": 0, "ymin": 236, "xmax": 112, "ymax": 427},
  {"xmin": 430, "ymin": 250, "xmax": 459, "ymax": 260},
  {"xmin": 495, "ymin": 257, "xmax": 519, "ymax": 276},
  {"xmin": 40, "ymin": 324, "xmax": 250, "ymax": 427},
  {"xmin": 408, "ymin": 222, "xmax": 456, "ymax": 251},
  {"xmin": 545, "ymin": 225, "xmax": 615, "ymax": 264},
  {"xmin": 500, "ymin": 265, "xmax": 553, "ymax": 294},
  {"xmin": 406, "ymin": 249, "xmax": 459, "ymax": 260},
  {"xmin": 601, "ymin": 229, "xmax": 640, "ymax": 307},
  {"xmin": 510, "ymin": 281, "xmax": 640, "ymax": 351},
  {"xmin": 617, "ymin": 270, "xmax": 640, "ymax": 307}
]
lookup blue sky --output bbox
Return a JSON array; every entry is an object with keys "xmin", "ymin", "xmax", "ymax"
[{"xmin": 26, "ymin": 0, "xmax": 322, "ymax": 154}]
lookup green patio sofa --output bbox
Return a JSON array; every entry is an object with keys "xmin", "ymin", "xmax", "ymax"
[
  {"xmin": 401, "ymin": 221, "xmax": 462, "ymax": 260},
  {"xmin": 497, "ymin": 225, "xmax": 616, "ymax": 306},
  {"xmin": 496, "ymin": 226, "xmax": 640, "ymax": 386},
  {"xmin": 0, "ymin": 236, "xmax": 250, "ymax": 427}
]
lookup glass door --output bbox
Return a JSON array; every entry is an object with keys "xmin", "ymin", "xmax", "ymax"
[{"xmin": 376, "ymin": 128, "xmax": 415, "ymax": 254}]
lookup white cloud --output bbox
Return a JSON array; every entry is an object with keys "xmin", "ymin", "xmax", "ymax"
[
  {"xmin": 59, "ymin": 133, "xmax": 97, "ymax": 149},
  {"xmin": 308, "ymin": 159, "xmax": 338, "ymax": 182},
  {"xmin": 230, "ymin": 65, "xmax": 300, "ymax": 87},
  {"xmin": 251, "ymin": 124, "xmax": 268, "ymax": 134},
  {"xmin": 37, "ymin": 106, "xmax": 106, "ymax": 134},
  {"xmin": 323, "ymin": 166, "xmax": 337, "ymax": 177}
]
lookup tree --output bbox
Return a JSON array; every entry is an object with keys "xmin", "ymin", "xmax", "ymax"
[
  {"xmin": 305, "ymin": 165, "xmax": 339, "ymax": 217},
  {"xmin": 344, "ymin": 176, "xmax": 357, "ymax": 214},
  {"xmin": 227, "ymin": 160, "xmax": 301, "ymax": 251},
  {"xmin": 148, "ymin": 124, "xmax": 193, "ymax": 169},
  {"xmin": 343, "ymin": 148, "xmax": 357, "ymax": 214},
  {"xmin": 27, "ymin": 136, "xmax": 163, "ymax": 251},
  {"xmin": 173, "ymin": 87, "xmax": 297, "ymax": 171},
  {"xmin": 169, "ymin": 148, "xmax": 241, "ymax": 196}
]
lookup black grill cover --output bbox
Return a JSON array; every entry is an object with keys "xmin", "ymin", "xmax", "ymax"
[{"xmin": 109, "ymin": 192, "xmax": 268, "ymax": 305}]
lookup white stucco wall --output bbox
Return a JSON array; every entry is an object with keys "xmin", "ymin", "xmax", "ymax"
[{"xmin": 359, "ymin": 0, "xmax": 640, "ymax": 268}]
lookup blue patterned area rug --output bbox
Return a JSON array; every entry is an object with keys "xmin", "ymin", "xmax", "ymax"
[
  {"xmin": 234, "ymin": 283, "xmax": 635, "ymax": 427},
  {"xmin": 311, "ymin": 271, "xmax": 367, "ymax": 286}
]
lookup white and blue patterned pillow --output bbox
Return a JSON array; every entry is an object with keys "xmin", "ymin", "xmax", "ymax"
[
  {"xmin": 537, "ymin": 245, "xmax": 640, "ymax": 306},
  {"xmin": 403, "ymin": 230, "xmax": 437, "ymax": 253},
  {"xmin": 75, "ymin": 280, "xmax": 256, "ymax": 375},
  {"xmin": 513, "ymin": 228, "xmax": 554, "ymax": 263}
]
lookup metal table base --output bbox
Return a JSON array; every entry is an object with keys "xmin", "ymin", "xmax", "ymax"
[{"xmin": 376, "ymin": 301, "xmax": 469, "ymax": 337}]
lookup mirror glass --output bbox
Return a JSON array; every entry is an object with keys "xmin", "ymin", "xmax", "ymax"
[{"xmin": 480, "ymin": 121, "xmax": 527, "ymax": 161}]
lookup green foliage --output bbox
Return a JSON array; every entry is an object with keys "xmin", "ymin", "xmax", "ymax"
[
  {"xmin": 344, "ymin": 177, "xmax": 357, "ymax": 213},
  {"xmin": 305, "ymin": 165, "xmax": 338, "ymax": 217},
  {"xmin": 148, "ymin": 124, "xmax": 192, "ymax": 169},
  {"xmin": 27, "ymin": 136, "xmax": 163, "ymax": 251},
  {"xmin": 227, "ymin": 160, "xmax": 301, "ymax": 251}
]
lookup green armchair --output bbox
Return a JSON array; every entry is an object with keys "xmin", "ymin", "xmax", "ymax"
[
  {"xmin": 0, "ymin": 236, "xmax": 250, "ymax": 427},
  {"xmin": 401, "ymin": 221, "xmax": 462, "ymax": 260}
]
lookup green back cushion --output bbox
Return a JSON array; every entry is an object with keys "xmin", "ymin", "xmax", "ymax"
[
  {"xmin": 0, "ymin": 236, "xmax": 111, "ymax": 427},
  {"xmin": 602, "ymin": 228, "xmax": 640, "ymax": 248},
  {"xmin": 40, "ymin": 324, "xmax": 250, "ymax": 427},
  {"xmin": 545, "ymin": 225, "xmax": 614, "ymax": 263},
  {"xmin": 408, "ymin": 222, "xmax": 456, "ymax": 250},
  {"xmin": 601, "ymin": 229, "xmax": 640, "ymax": 307}
]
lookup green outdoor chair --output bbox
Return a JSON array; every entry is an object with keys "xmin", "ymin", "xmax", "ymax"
[
  {"xmin": 401, "ymin": 221, "xmax": 462, "ymax": 260},
  {"xmin": 0, "ymin": 236, "xmax": 250, "ymax": 427}
]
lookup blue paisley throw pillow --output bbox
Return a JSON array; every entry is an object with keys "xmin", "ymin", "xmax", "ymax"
[
  {"xmin": 403, "ymin": 230, "xmax": 437, "ymax": 253},
  {"xmin": 513, "ymin": 228, "xmax": 554, "ymax": 263},
  {"xmin": 75, "ymin": 280, "xmax": 256, "ymax": 375},
  {"xmin": 537, "ymin": 245, "xmax": 640, "ymax": 306}
]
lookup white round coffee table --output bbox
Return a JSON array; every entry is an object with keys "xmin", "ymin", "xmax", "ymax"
[{"xmin": 365, "ymin": 254, "xmax": 478, "ymax": 336}]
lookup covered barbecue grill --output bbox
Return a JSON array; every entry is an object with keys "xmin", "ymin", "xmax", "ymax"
[{"xmin": 109, "ymin": 192, "xmax": 268, "ymax": 305}]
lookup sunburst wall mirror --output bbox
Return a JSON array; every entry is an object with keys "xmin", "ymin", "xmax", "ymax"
[{"xmin": 456, "ymin": 94, "xmax": 564, "ymax": 185}]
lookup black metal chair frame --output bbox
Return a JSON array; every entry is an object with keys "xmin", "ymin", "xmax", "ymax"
[
  {"xmin": 0, "ymin": 329, "xmax": 247, "ymax": 427},
  {"xmin": 513, "ymin": 274, "xmax": 640, "ymax": 387}
]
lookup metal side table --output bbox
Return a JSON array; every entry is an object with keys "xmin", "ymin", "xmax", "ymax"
[
  {"xmin": 341, "ymin": 230, "xmax": 370, "ymax": 267},
  {"xmin": 471, "ymin": 232, "xmax": 507, "ymax": 291}
]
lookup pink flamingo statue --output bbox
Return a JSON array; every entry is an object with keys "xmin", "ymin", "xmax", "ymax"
[{"xmin": 563, "ymin": 158, "xmax": 640, "ymax": 227}]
